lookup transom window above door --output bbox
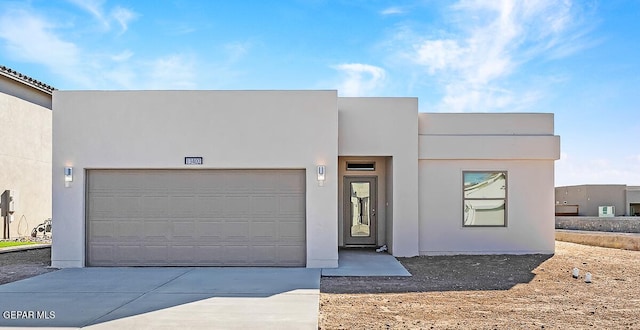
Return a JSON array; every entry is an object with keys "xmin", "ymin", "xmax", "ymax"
[{"xmin": 346, "ymin": 162, "xmax": 375, "ymax": 171}]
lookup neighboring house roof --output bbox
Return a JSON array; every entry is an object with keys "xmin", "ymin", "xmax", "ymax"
[{"xmin": 0, "ymin": 65, "xmax": 55, "ymax": 94}]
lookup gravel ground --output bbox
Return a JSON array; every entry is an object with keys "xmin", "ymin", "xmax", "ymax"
[
  {"xmin": 0, "ymin": 248, "xmax": 56, "ymax": 285},
  {"xmin": 320, "ymin": 241, "xmax": 640, "ymax": 329}
]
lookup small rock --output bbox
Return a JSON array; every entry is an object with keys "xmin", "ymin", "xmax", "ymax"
[{"xmin": 585, "ymin": 272, "xmax": 592, "ymax": 283}]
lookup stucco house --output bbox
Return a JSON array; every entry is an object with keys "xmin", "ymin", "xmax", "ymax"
[
  {"xmin": 555, "ymin": 184, "xmax": 640, "ymax": 216},
  {"xmin": 0, "ymin": 66, "xmax": 53, "ymax": 239},
  {"xmin": 52, "ymin": 90, "xmax": 560, "ymax": 268}
]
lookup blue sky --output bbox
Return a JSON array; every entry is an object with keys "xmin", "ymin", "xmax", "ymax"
[{"xmin": 1, "ymin": 0, "xmax": 638, "ymax": 186}]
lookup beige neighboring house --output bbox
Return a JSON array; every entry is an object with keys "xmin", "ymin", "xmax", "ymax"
[
  {"xmin": 0, "ymin": 66, "xmax": 53, "ymax": 238},
  {"xmin": 555, "ymin": 184, "xmax": 640, "ymax": 216},
  {"xmin": 52, "ymin": 91, "xmax": 560, "ymax": 268}
]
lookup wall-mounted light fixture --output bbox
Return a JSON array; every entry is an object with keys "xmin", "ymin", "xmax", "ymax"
[
  {"xmin": 317, "ymin": 165, "xmax": 326, "ymax": 186},
  {"xmin": 64, "ymin": 167, "xmax": 73, "ymax": 187}
]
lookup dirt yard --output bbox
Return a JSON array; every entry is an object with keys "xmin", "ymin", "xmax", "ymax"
[
  {"xmin": 0, "ymin": 248, "xmax": 55, "ymax": 285},
  {"xmin": 1, "ymin": 242, "xmax": 638, "ymax": 328},
  {"xmin": 320, "ymin": 241, "xmax": 639, "ymax": 329}
]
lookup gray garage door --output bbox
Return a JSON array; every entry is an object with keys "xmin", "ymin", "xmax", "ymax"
[{"xmin": 86, "ymin": 169, "xmax": 306, "ymax": 266}]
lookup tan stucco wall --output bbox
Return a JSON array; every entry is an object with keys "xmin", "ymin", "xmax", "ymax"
[
  {"xmin": 338, "ymin": 97, "xmax": 419, "ymax": 257},
  {"xmin": 555, "ymin": 185, "xmax": 627, "ymax": 216},
  {"xmin": 0, "ymin": 92, "xmax": 52, "ymax": 238},
  {"xmin": 418, "ymin": 113, "xmax": 559, "ymax": 254},
  {"xmin": 0, "ymin": 76, "xmax": 52, "ymax": 109},
  {"xmin": 52, "ymin": 90, "xmax": 339, "ymax": 268},
  {"xmin": 555, "ymin": 184, "xmax": 640, "ymax": 216}
]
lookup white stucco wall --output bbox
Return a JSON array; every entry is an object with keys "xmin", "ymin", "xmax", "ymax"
[
  {"xmin": 338, "ymin": 97, "xmax": 419, "ymax": 257},
  {"xmin": 52, "ymin": 90, "xmax": 338, "ymax": 268},
  {"xmin": 0, "ymin": 91, "xmax": 52, "ymax": 238},
  {"xmin": 418, "ymin": 113, "xmax": 560, "ymax": 254},
  {"xmin": 418, "ymin": 112, "xmax": 555, "ymax": 135},
  {"xmin": 53, "ymin": 91, "xmax": 560, "ymax": 264}
]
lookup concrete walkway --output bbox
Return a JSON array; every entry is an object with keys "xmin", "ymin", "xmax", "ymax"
[
  {"xmin": 322, "ymin": 249, "xmax": 411, "ymax": 277},
  {"xmin": 0, "ymin": 267, "xmax": 320, "ymax": 329}
]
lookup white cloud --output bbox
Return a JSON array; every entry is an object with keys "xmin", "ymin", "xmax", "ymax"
[
  {"xmin": 333, "ymin": 63, "xmax": 386, "ymax": 96},
  {"xmin": 168, "ymin": 24, "xmax": 197, "ymax": 36},
  {"xmin": 102, "ymin": 65, "xmax": 136, "ymax": 89},
  {"xmin": 111, "ymin": 50, "xmax": 134, "ymax": 62},
  {"xmin": 146, "ymin": 55, "xmax": 197, "ymax": 90},
  {"xmin": 224, "ymin": 41, "xmax": 252, "ymax": 63},
  {"xmin": 0, "ymin": 10, "xmax": 77, "ymax": 67},
  {"xmin": 381, "ymin": 7, "xmax": 405, "ymax": 15},
  {"xmin": 111, "ymin": 6, "xmax": 137, "ymax": 33},
  {"xmin": 66, "ymin": 0, "xmax": 137, "ymax": 33},
  {"xmin": 414, "ymin": 39, "xmax": 468, "ymax": 74},
  {"xmin": 0, "ymin": 3, "xmax": 200, "ymax": 90},
  {"xmin": 67, "ymin": 0, "xmax": 106, "ymax": 24},
  {"xmin": 0, "ymin": 9, "xmax": 90, "ymax": 85},
  {"xmin": 394, "ymin": 0, "xmax": 593, "ymax": 112}
]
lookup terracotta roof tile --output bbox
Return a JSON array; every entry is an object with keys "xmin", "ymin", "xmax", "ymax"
[{"xmin": 0, "ymin": 65, "xmax": 55, "ymax": 94}]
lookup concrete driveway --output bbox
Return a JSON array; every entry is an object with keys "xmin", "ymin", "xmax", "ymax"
[{"xmin": 0, "ymin": 267, "xmax": 320, "ymax": 329}]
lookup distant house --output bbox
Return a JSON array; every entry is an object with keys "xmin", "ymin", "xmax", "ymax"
[
  {"xmin": 52, "ymin": 90, "xmax": 560, "ymax": 268},
  {"xmin": 555, "ymin": 184, "xmax": 640, "ymax": 216},
  {"xmin": 0, "ymin": 66, "xmax": 53, "ymax": 238}
]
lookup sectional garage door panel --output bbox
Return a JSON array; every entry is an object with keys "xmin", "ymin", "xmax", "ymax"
[{"xmin": 86, "ymin": 169, "xmax": 306, "ymax": 266}]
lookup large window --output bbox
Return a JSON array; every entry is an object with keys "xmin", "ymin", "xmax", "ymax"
[{"xmin": 463, "ymin": 171, "xmax": 507, "ymax": 227}]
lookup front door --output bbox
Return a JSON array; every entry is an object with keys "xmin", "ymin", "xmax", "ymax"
[{"xmin": 343, "ymin": 176, "xmax": 377, "ymax": 246}]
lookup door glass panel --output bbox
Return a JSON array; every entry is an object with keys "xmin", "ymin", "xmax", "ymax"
[{"xmin": 350, "ymin": 182, "xmax": 370, "ymax": 237}]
